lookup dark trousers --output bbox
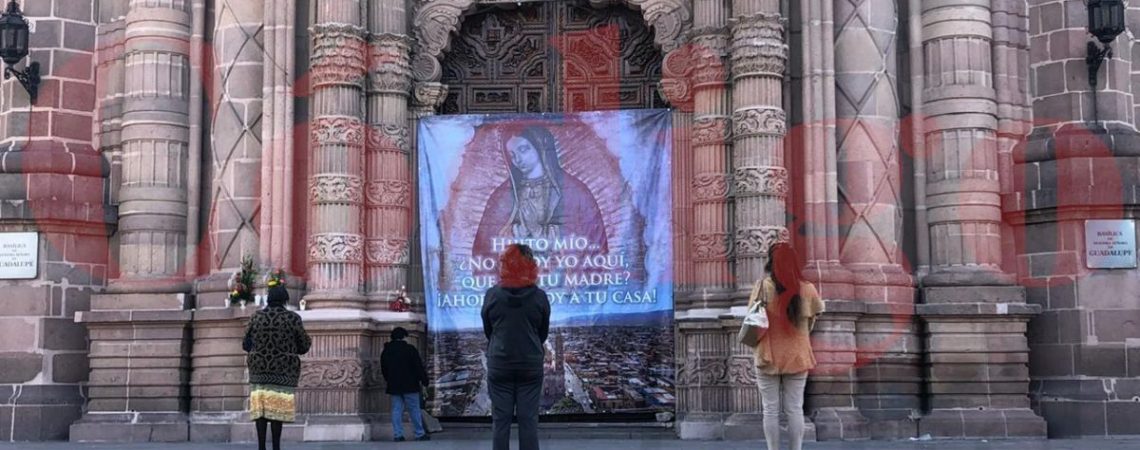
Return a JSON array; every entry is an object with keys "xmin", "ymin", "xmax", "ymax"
[{"xmin": 488, "ymin": 367, "xmax": 543, "ymax": 450}]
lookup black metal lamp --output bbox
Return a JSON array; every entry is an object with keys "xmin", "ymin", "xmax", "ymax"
[
  {"xmin": 1087, "ymin": 0, "xmax": 1127, "ymax": 91},
  {"xmin": 0, "ymin": 0, "xmax": 38, "ymax": 104}
]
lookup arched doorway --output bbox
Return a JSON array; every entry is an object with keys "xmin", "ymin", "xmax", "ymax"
[{"xmin": 438, "ymin": 2, "xmax": 666, "ymax": 114}]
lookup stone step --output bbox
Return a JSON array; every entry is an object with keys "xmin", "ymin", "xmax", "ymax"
[{"xmin": 433, "ymin": 422, "xmax": 676, "ymax": 440}]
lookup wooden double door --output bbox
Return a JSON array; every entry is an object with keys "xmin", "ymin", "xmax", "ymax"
[{"xmin": 440, "ymin": 1, "xmax": 666, "ymax": 114}]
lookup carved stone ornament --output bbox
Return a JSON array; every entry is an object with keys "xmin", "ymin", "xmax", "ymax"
[
  {"xmin": 363, "ymin": 359, "xmax": 385, "ymax": 388},
  {"xmin": 369, "ymin": 34, "xmax": 413, "ymax": 95},
  {"xmin": 310, "ymin": 174, "xmax": 365, "ymax": 204},
  {"xmin": 726, "ymin": 356, "xmax": 759, "ymax": 385},
  {"xmin": 308, "ymin": 233, "xmax": 365, "ymax": 263},
  {"xmin": 692, "ymin": 232, "xmax": 732, "ymax": 260},
  {"xmin": 675, "ymin": 355, "xmax": 727, "ymax": 385},
  {"xmin": 313, "ymin": 116, "xmax": 366, "ymax": 146},
  {"xmin": 692, "ymin": 172, "xmax": 729, "ymax": 201},
  {"xmin": 366, "ymin": 238, "xmax": 410, "ymax": 265},
  {"xmin": 412, "ymin": 82, "xmax": 449, "ymax": 110},
  {"xmin": 412, "ymin": 0, "xmax": 692, "ymax": 81},
  {"xmin": 732, "ymin": 107, "xmax": 786, "ymax": 139},
  {"xmin": 367, "ymin": 124, "xmax": 409, "ymax": 151},
  {"xmin": 734, "ymin": 226, "xmax": 789, "ymax": 257},
  {"xmin": 692, "ymin": 116, "xmax": 731, "ymax": 146},
  {"xmin": 730, "ymin": 13, "xmax": 787, "ymax": 77},
  {"xmin": 310, "ymin": 23, "xmax": 368, "ymax": 88},
  {"xmin": 365, "ymin": 180, "xmax": 411, "ymax": 207},
  {"xmin": 300, "ymin": 359, "xmax": 365, "ymax": 389},
  {"xmin": 658, "ymin": 77, "xmax": 692, "ymax": 109},
  {"xmin": 733, "ymin": 166, "xmax": 788, "ymax": 197}
]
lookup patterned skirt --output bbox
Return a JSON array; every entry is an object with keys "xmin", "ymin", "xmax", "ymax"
[{"xmin": 249, "ymin": 384, "xmax": 297, "ymax": 423}]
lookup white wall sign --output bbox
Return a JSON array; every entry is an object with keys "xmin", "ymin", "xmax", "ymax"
[
  {"xmin": 0, "ymin": 232, "xmax": 39, "ymax": 279},
  {"xmin": 1085, "ymin": 220, "xmax": 1137, "ymax": 269}
]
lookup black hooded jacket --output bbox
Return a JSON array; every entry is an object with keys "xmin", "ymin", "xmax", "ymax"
[
  {"xmin": 481, "ymin": 285, "xmax": 551, "ymax": 371},
  {"xmin": 380, "ymin": 339, "xmax": 429, "ymax": 395}
]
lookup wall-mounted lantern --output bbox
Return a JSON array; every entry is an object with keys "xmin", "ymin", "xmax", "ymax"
[
  {"xmin": 0, "ymin": 0, "xmax": 39, "ymax": 104},
  {"xmin": 1087, "ymin": 0, "xmax": 1127, "ymax": 90}
]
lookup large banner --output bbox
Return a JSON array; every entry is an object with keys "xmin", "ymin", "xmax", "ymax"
[{"xmin": 417, "ymin": 110, "xmax": 674, "ymax": 417}]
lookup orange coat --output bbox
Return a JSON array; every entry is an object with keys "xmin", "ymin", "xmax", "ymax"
[{"xmin": 747, "ymin": 277, "xmax": 825, "ymax": 375}]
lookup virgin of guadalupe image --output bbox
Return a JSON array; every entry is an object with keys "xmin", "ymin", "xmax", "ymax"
[{"xmin": 472, "ymin": 126, "xmax": 609, "ymax": 257}]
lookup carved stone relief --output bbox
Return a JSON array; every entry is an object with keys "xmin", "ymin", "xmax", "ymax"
[
  {"xmin": 412, "ymin": 0, "xmax": 691, "ymax": 95},
  {"xmin": 308, "ymin": 233, "xmax": 365, "ymax": 263},
  {"xmin": 310, "ymin": 175, "xmax": 364, "ymax": 204}
]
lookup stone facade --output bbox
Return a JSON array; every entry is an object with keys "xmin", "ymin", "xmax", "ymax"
[{"xmin": 0, "ymin": 0, "xmax": 1136, "ymax": 443}]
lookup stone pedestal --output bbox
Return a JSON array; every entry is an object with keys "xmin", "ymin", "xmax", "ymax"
[
  {"xmin": 855, "ymin": 302, "xmax": 922, "ymax": 439},
  {"xmin": 917, "ymin": 287, "xmax": 1047, "ymax": 439},
  {"xmin": 807, "ymin": 300, "xmax": 869, "ymax": 440},
  {"xmin": 71, "ymin": 304, "xmax": 194, "ymax": 442},
  {"xmin": 188, "ymin": 307, "xmax": 254, "ymax": 442}
]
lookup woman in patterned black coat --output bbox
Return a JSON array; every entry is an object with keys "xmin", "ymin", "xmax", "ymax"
[{"xmin": 243, "ymin": 284, "xmax": 311, "ymax": 450}]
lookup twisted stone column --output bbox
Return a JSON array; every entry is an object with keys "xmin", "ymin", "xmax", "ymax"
[
  {"xmin": 209, "ymin": 0, "xmax": 264, "ymax": 273},
  {"xmin": 917, "ymin": 0, "xmax": 1044, "ymax": 438},
  {"xmin": 364, "ymin": 0, "xmax": 413, "ymax": 310},
  {"xmin": 306, "ymin": 0, "xmax": 369, "ymax": 309},
  {"xmin": 730, "ymin": 5, "xmax": 788, "ymax": 299},
  {"xmin": 831, "ymin": 0, "xmax": 917, "ymax": 434}
]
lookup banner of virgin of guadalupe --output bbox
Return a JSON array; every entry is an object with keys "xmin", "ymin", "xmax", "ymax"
[{"xmin": 418, "ymin": 110, "xmax": 674, "ymax": 417}]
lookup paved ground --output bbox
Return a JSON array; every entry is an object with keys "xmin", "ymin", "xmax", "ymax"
[{"xmin": 4, "ymin": 440, "xmax": 1140, "ymax": 450}]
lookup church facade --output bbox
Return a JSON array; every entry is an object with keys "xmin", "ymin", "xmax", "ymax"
[{"xmin": 1, "ymin": 0, "xmax": 1139, "ymax": 442}]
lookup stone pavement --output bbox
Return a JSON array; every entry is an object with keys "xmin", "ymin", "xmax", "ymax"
[{"xmin": 5, "ymin": 440, "xmax": 1140, "ymax": 450}]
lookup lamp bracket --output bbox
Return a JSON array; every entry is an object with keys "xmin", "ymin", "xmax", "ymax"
[
  {"xmin": 1087, "ymin": 40, "xmax": 1113, "ymax": 91},
  {"xmin": 4, "ymin": 61, "xmax": 39, "ymax": 104}
]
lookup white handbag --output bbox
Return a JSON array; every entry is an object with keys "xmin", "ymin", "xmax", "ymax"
[{"xmin": 737, "ymin": 283, "xmax": 770, "ymax": 347}]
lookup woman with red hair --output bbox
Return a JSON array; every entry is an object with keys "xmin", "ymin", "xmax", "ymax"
[
  {"xmin": 481, "ymin": 243, "xmax": 551, "ymax": 450},
  {"xmin": 747, "ymin": 242, "xmax": 825, "ymax": 450}
]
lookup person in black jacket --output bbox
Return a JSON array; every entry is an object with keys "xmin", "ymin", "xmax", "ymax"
[
  {"xmin": 380, "ymin": 327, "xmax": 430, "ymax": 442},
  {"xmin": 243, "ymin": 285, "xmax": 311, "ymax": 450},
  {"xmin": 481, "ymin": 243, "xmax": 551, "ymax": 450}
]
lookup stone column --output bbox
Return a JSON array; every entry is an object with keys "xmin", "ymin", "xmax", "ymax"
[
  {"xmin": 202, "ymin": 0, "xmax": 265, "ymax": 303},
  {"xmin": 111, "ymin": 0, "xmax": 193, "ymax": 294},
  {"xmin": 689, "ymin": 1, "xmax": 734, "ymax": 309},
  {"xmin": 260, "ymin": 0, "xmax": 299, "ymax": 274},
  {"xmin": 306, "ymin": 0, "xmax": 369, "ymax": 309},
  {"xmin": 730, "ymin": 3, "xmax": 788, "ymax": 300},
  {"xmin": 72, "ymin": 0, "xmax": 197, "ymax": 441},
  {"xmin": 364, "ymin": 0, "xmax": 413, "ymax": 310},
  {"xmin": 794, "ymin": 0, "xmax": 864, "ymax": 439},
  {"xmin": 674, "ymin": 0, "xmax": 732, "ymax": 440},
  {"xmin": 831, "ymin": 0, "xmax": 917, "ymax": 435},
  {"xmin": 917, "ymin": 0, "xmax": 1045, "ymax": 438}
]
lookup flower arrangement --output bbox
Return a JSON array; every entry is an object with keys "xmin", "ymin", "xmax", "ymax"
[
  {"xmin": 390, "ymin": 285, "xmax": 410, "ymax": 312},
  {"xmin": 227, "ymin": 255, "xmax": 258, "ymax": 308}
]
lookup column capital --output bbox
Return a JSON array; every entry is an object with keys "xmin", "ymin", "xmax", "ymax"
[
  {"xmin": 368, "ymin": 33, "xmax": 412, "ymax": 96},
  {"xmin": 729, "ymin": 13, "xmax": 787, "ymax": 78},
  {"xmin": 412, "ymin": 81, "xmax": 448, "ymax": 113}
]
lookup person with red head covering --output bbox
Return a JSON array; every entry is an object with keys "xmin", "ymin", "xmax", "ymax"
[
  {"xmin": 746, "ymin": 242, "xmax": 825, "ymax": 450},
  {"xmin": 480, "ymin": 244, "xmax": 551, "ymax": 450}
]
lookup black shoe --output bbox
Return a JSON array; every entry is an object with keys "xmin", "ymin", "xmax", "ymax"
[
  {"xmin": 394, "ymin": 437, "xmax": 405, "ymax": 442},
  {"xmin": 415, "ymin": 435, "xmax": 431, "ymax": 441}
]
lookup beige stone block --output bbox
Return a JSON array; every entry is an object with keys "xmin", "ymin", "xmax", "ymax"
[
  {"xmin": 0, "ymin": 286, "xmax": 51, "ymax": 317},
  {"xmin": 0, "ymin": 318, "xmax": 38, "ymax": 352},
  {"xmin": 91, "ymin": 293, "xmax": 188, "ymax": 311}
]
